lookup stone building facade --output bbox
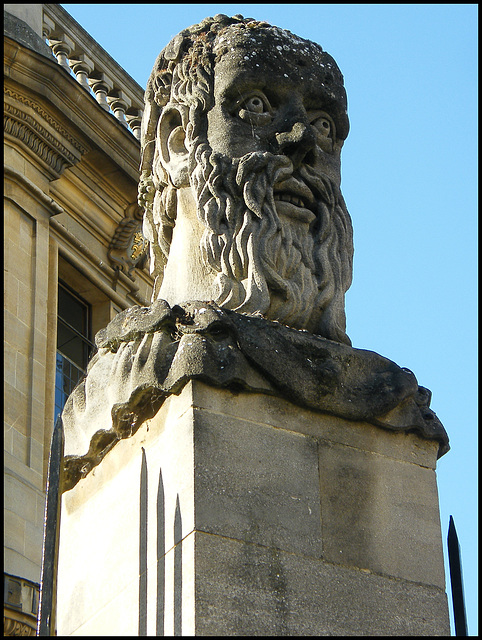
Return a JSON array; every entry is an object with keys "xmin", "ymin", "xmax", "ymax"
[{"xmin": 4, "ymin": 5, "xmax": 153, "ymax": 634}]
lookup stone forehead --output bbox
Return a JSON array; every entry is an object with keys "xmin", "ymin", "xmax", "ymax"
[
  {"xmin": 156, "ymin": 17, "xmax": 345, "ymax": 94},
  {"xmin": 213, "ymin": 23, "xmax": 340, "ymax": 73}
]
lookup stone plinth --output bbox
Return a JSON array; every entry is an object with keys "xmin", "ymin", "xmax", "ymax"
[{"xmin": 56, "ymin": 380, "xmax": 450, "ymax": 636}]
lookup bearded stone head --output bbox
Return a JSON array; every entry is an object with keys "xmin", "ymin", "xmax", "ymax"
[{"xmin": 138, "ymin": 14, "xmax": 354, "ymax": 345}]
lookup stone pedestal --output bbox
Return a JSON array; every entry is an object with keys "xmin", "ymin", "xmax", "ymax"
[{"xmin": 56, "ymin": 380, "xmax": 450, "ymax": 636}]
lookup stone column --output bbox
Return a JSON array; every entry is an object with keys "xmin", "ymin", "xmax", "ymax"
[{"xmin": 56, "ymin": 380, "xmax": 450, "ymax": 636}]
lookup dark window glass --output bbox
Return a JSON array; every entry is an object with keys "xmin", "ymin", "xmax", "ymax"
[
  {"xmin": 57, "ymin": 285, "xmax": 88, "ymax": 336},
  {"xmin": 54, "ymin": 282, "xmax": 94, "ymax": 422}
]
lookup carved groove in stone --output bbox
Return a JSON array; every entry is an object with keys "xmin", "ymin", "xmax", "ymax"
[{"xmin": 3, "ymin": 616, "xmax": 36, "ymax": 636}]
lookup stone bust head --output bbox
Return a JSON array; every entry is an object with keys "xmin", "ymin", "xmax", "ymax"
[{"xmin": 139, "ymin": 14, "xmax": 354, "ymax": 344}]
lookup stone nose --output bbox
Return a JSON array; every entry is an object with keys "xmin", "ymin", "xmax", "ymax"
[{"xmin": 275, "ymin": 121, "xmax": 316, "ymax": 168}]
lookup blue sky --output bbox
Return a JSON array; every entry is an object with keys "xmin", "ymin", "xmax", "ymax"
[{"xmin": 62, "ymin": 4, "xmax": 478, "ymax": 634}]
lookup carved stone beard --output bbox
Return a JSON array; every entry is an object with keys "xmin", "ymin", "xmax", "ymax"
[{"xmin": 189, "ymin": 142, "xmax": 352, "ymax": 340}]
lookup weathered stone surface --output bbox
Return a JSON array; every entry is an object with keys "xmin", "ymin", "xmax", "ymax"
[
  {"xmin": 57, "ymin": 382, "xmax": 449, "ymax": 636},
  {"xmin": 318, "ymin": 440, "xmax": 446, "ymax": 588},
  {"xmin": 4, "ymin": 9, "xmax": 52, "ymax": 58},
  {"xmin": 192, "ymin": 408, "xmax": 322, "ymax": 557},
  {"xmin": 57, "ymin": 389, "xmax": 196, "ymax": 636},
  {"xmin": 61, "ymin": 300, "xmax": 448, "ymax": 491},
  {"xmin": 188, "ymin": 381, "xmax": 441, "ymax": 469},
  {"xmin": 194, "ymin": 532, "xmax": 450, "ymax": 636}
]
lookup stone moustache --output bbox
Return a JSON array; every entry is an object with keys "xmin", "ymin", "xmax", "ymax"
[{"xmin": 61, "ymin": 15, "xmax": 448, "ymax": 489}]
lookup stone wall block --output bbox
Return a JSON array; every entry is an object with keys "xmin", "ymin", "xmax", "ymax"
[
  {"xmin": 4, "ymin": 343, "xmax": 17, "ymax": 388},
  {"xmin": 4, "ymin": 312, "xmax": 31, "ymax": 358},
  {"xmin": 24, "ymin": 518, "xmax": 43, "ymax": 567},
  {"xmin": 28, "ymin": 434, "xmax": 44, "ymax": 476},
  {"xmin": 192, "ymin": 408, "xmax": 323, "ymax": 558},
  {"xmin": 57, "ymin": 452, "xmax": 145, "ymax": 635},
  {"xmin": 318, "ymin": 440, "xmax": 446, "ymax": 588},
  {"xmin": 4, "ymin": 381, "xmax": 28, "ymax": 439},
  {"xmin": 189, "ymin": 381, "xmax": 439, "ymax": 469},
  {"xmin": 57, "ymin": 392, "xmax": 196, "ymax": 635},
  {"xmin": 4, "ymin": 271, "xmax": 19, "ymax": 320},
  {"xmin": 14, "ymin": 352, "xmax": 29, "ymax": 395},
  {"xmin": 11, "ymin": 427, "xmax": 28, "ymax": 463},
  {"xmin": 193, "ymin": 531, "xmax": 450, "ymax": 636},
  {"xmin": 4, "ymin": 475, "xmax": 38, "ymax": 524},
  {"xmin": 69, "ymin": 578, "xmax": 141, "ymax": 636},
  {"xmin": 4, "ymin": 508, "xmax": 26, "ymax": 558}
]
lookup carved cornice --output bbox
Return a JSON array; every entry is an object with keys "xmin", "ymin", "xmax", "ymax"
[
  {"xmin": 4, "ymin": 35, "xmax": 140, "ymax": 181},
  {"xmin": 4, "ymin": 86, "xmax": 88, "ymax": 154},
  {"xmin": 5, "ymin": 107, "xmax": 72, "ymax": 175},
  {"xmin": 4, "ymin": 85, "xmax": 88, "ymax": 178}
]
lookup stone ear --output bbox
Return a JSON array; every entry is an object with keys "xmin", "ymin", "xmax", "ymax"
[{"xmin": 158, "ymin": 105, "xmax": 189, "ymax": 188}]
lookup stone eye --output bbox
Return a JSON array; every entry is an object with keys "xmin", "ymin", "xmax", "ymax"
[
  {"xmin": 236, "ymin": 93, "xmax": 272, "ymax": 125},
  {"xmin": 313, "ymin": 116, "xmax": 332, "ymax": 138},
  {"xmin": 308, "ymin": 111, "xmax": 335, "ymax": 152},
  {"xmin": 245, "ymin": 96, "xmax": 266, "ymax": 114}
]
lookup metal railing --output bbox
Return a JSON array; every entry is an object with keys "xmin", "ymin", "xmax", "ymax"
[
  {"xmin": 448, "ymin": 516, "xmax": 468, "ymax": 636},
  {"xmin": 42, "ymin": 4, "xmax": 145, "ymax": 140}
]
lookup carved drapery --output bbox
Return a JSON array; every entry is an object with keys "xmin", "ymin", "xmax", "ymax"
[{"xmin": 61, "ymin": 300, "xmax": 449, "ymax": 491}]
